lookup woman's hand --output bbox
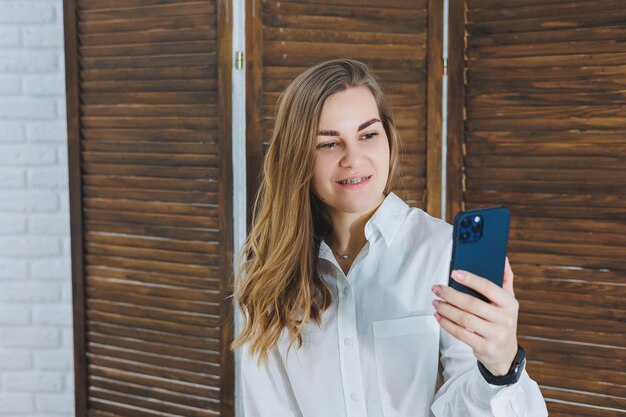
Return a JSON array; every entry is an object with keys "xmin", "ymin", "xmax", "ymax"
[{"xmin": 432, "ymin": 257, "xmax": 519, "ymax": 376}]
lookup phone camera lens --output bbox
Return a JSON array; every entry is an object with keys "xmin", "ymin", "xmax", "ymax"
[
  {"xmin": 461, "ymin": 217, "xmax": 471, "ymax": 228},
  {"xmin": 460, "ymin": 232, "xmax": 470, "ymax": 241}
]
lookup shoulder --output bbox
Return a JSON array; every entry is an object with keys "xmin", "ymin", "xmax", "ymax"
[{"xmin": 400, "ymin": 206, "xmax": 453, "ymax": 248}]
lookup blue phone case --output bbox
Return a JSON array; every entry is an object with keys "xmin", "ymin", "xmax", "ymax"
[{"xmin": 448, "ymin": 206, "xmax": 511, "ymax": 302}]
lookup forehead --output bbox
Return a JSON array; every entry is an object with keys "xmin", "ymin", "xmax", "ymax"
[{"xmin": 318, "ymin": 86, "xmax": 379, "ymax": 127}]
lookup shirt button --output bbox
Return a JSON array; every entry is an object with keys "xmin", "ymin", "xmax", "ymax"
[
  {"xmin": 343, "ymin": 287, "xmax": 349, "ymax": 296},
  {"xmin": 350, "ymin": 393, "xmax": 358, "ymax": 401},
  {"xmin": 344, "ymin": 337, "xmax": 353, "ymax": 346}
]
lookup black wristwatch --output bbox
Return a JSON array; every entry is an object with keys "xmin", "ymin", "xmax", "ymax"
[{"xmin": 477, "ymin": 345, "xmax": 526, "ymax": 386}]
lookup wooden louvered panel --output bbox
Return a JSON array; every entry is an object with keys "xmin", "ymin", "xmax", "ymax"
[
  {"xmin": 246, "ymin": 0, "xmax": 442, "ymax": 215},
  {"xmin": 88, "ymin": 321, "xmax": 220, "ymax": 352},
  {"xmin": 65, "ymin": 0, "xmax": 233, "ymax": 415},
  {"xmin": 449, "ymin": 1, "xmax": 626, "ymax": 415}
]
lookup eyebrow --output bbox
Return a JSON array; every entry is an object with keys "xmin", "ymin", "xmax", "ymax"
[{"xmin": 318, "ymin": 118, "xmax": 381, "ymax": 136}]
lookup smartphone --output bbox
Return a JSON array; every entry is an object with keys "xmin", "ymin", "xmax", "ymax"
[{"xmin": 448, "ymin": 206, "xmax": 511, "ymax": 303}]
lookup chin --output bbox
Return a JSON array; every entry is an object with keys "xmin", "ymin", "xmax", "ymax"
[{"xmin": 329, "ymin": 187, "xmax": 385, "ymax": 214}]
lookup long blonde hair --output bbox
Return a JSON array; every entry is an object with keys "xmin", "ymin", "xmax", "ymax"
[{"xmin": 230, "ymin": 59, "xmax": 403, "ymax": 364}]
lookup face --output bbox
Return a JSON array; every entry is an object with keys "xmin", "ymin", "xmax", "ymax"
[{"xmin": 311, "ymin": 86, "xmax": 390, "ymax": 215}]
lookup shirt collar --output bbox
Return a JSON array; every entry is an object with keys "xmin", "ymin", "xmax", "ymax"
[
  {"xmin": 318, "ymin": 192, "xmax": 409, "ymax": 261},
  {"xmin": 363, "ymin": 191, "xmax": 409, "ymax": 248}
]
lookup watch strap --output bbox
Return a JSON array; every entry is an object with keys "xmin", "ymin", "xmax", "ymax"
[{"xmin": 477, "ymin": 344, "xmax": 526, "ymax": 386}]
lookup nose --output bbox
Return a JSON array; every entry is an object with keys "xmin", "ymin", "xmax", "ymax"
[{"xmin": 339, "ymin": 142, "xmax": 364, "ymax": 168}]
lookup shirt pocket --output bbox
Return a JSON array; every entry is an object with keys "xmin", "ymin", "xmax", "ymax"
[{"xmin": 372, "ymin": 314, "xmax": 440, "ymax": 417}]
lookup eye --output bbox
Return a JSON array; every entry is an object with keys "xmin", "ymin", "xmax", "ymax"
[
  {"xmin": 316, "ymin": 142, "xmax": 336, "ymax": 150},
  {"xmin": 363, "ymin": 132, "xmax": 378, "ymax": 140}
]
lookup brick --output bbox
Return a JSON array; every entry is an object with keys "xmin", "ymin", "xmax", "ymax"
[
  {"xmin": 0, "ymin": 393, "xmax": 35, "ymax": 414},
  {"xmin": 66, "ymin": 372, "xmax": 74, "ymax": 388},
  {"xmin": 0, "ymin": 75, "xmax": 21, "ymax": 95},
  {"xmin": 0, "ymin": 328, "xmax": 60, "ymax": 348},
  {"xmin": 61, "ymin": 237, "xmax": 70, "ymax": 256},
  {"xmin": 53, "ymin": 2, "xmax": 65, "ymax": 26},
  {"xmin": 0, "ymin": 237, "xmax": 60, "ymax": 258},
  {"xmin": 23, "ymin": 26, "xmax": 64, "ymax": 48},
  {"xmin": 0, "ymin": 121, "xmax": 24, "ymax": 142},
  {"xmin": 0, "ymin": 27, "xmax": 20, "ymax": 47},
  {"xmin": 30, "ymin": 258, "xmax": 70, "ymax": 280},
  {"xmin": 0, "ymin": 168, "xmax": 26, "ymax": 189},
  {"xmin": 0, "ymin": 191, "xmax": 59, "ymax": 212},
  {"xmin": 33, "ymin": 305, "xmax": 72, "ymax": 327},
  {"xmin": 57, "ymin": 96, "xmax": 67, "ymax": 118},
  {"xmin": 23, "ymin": 74, "xmax": 65, "ymax": 96},
  {"xmin": 0, "ymin": 144, "xmax": 56, "ymax": 166},
  {"xmin": 26, "ymin": 120, "xmax": 67, "ymax": 142},
  {"xmin": 0, "ymin": 259, "xmax": 29, "ymax": 280},
  {"xmin": 35, "ymin": 393, "xmax": 73, "ymax": 414},
  {"xmin": 0, "ymin": 305, "xmax": 30, "ymax": 326},
  {"xmin": 28, "ymin": 213, "xmax": 69, "ymax": 235},
  {"xmin": 59, "ymin": 190, "xmax": 69, "ymax": 211},
  {"xmin": 0, "ymin": 98, "xmax": 56, "ymax": 119},
  {"xmin": 34, "ymin": 350, "xmax": 72, "ymax": 371},
  {"xmin": 0, "ymin": 2, "xmax": 55, "ymax": 24},
  {"xmin": 0, "ymin": 51, "xmax": 57, "ymax": 73},
  {"xmin": 2, "ymin": 372, "xmax": 64, "ymax": 393},
  {"xmin": 58, "ymin": 145, "xmax": 68, "ymax": 166},
  {"xmin": 60, "ymin": 283, "xmax": 72, "ymax": 303},
  {"xmin": 0, "ymin": 282, "xmax": 61, "ymax": 303},
  {"xmin": 0, "ymin": 350, "xmax": 32, "ymax": 371},
  {"xmin": 28, "ymin": 167, "xmax": 68, "ymax": 189},
  {"xmin": 0, "ymin": 213, "xmax": 27, "ymax": 234},
  {"xmin": 61, "ymin": 329, "xmax": 73, "ymax": 348}
]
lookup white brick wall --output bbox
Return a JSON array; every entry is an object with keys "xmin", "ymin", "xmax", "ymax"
[{"xmin": 0, "ymin": 0, "xmax": 74, "ymax": 415}]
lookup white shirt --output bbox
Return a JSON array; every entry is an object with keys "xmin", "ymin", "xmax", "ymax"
[{"xmin": 240, "ymin": 192, "xmax": 548, "ymax": 417}]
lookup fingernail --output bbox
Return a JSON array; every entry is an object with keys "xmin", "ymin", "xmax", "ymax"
[
  {"xmin": 452, "ymin": 270, "xmax": 465, "ymax": 282},
  {"xmin": 434, "ymin": 312, "xmax": 442, "ymax": 321},
  {"xmin": 432, "ymin": 285, "xmax": 441, "ymax": 295},
  {"xmin": 432, "ymin": 299, "xmax": 441, "ymax": 307}
]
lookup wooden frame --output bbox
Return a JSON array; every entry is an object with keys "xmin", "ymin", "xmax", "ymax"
[
  {"xmin": 426, "ymin": 0, "xmax": 444, "ymax": 217},
  {"xmin": 217, "ymin": 0, "xmax": 235, "ymax": 415},
  {"xmin": 245, "ymin": 0, "xmax": 264, "ymax": 231},
  {"xmin": 62, "ymin": 0, "xmax": 88, "ymax": 415},
  {"xmin": 446, "ymin": 0, "xmax": 466, "ymax": 222}
]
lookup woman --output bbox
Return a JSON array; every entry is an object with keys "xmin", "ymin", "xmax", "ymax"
[{"xmin": 231, "ymin": 59, "xmax": 547, "ymax": 417}]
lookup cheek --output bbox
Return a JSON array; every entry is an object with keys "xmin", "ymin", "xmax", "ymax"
[
  {"xmin": 311, "ymin": 156, "xmax": 330, "ymax": 189},
  {"xmin": 373, "ymin": 137, "xmax": 391, "ymax": 168}
]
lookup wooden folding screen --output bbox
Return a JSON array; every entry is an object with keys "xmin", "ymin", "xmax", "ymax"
[
  {"xmin": 448, "ymin": 1, "xmax": 626, "ymax": 415},
  {"xmin": 64, "ymin": 1, "xmax": 234, "ymax": 416},
  {"xmin": 245, "ymin": 0, "xmax": 444, "ymax": 217}
]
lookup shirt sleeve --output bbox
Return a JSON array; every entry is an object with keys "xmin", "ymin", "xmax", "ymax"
[
  {"xmin": 430, "ymin": 326, "xmax": 548, "ymax": 416},
  {"xmin": 240, "ymin": 342, "xmax": 303, "ymax": 417}
]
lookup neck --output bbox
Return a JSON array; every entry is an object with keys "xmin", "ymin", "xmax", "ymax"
[{"xmin": 326, "ymin": 194, "xmax": 385, "ymax": 256}]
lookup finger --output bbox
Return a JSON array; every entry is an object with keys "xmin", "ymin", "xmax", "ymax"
[
  {"xmin": 450, "ymin": 270, "xmax": 512, "ymax": 307},
  {"xmin": 435, "ymin": 312, "xmax": 484, "ymax": 351},
  {"xmin": 435, "ymin": 285, "xmax": 500, "ymax": 322},
  {"xmin": 433, "ymin": 300, "xmax": 494, "ymax": 338},
  {"xmin": 502, "ymin": 257, "xmax": 515, "ymax": 297}
]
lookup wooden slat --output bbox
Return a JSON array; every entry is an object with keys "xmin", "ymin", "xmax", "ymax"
[
  {"xmin": 81, "ymin": 66, "xmax": 216, "ymax": 81},
  {"xmin": 89, "ymin": 376, "xmax": 218, "ymax": 409},
  {"xmin": 88, "ymin": 332, "xmax": 219, "ymax": 363},
  {"xmin": 88, "ymin": 321, "xmax": 220, "ymax": 351}
]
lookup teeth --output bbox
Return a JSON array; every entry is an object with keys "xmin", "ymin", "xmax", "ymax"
[{"xmin": 340, "ymin": 176, "xmax": 369, "ymax": 185}]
